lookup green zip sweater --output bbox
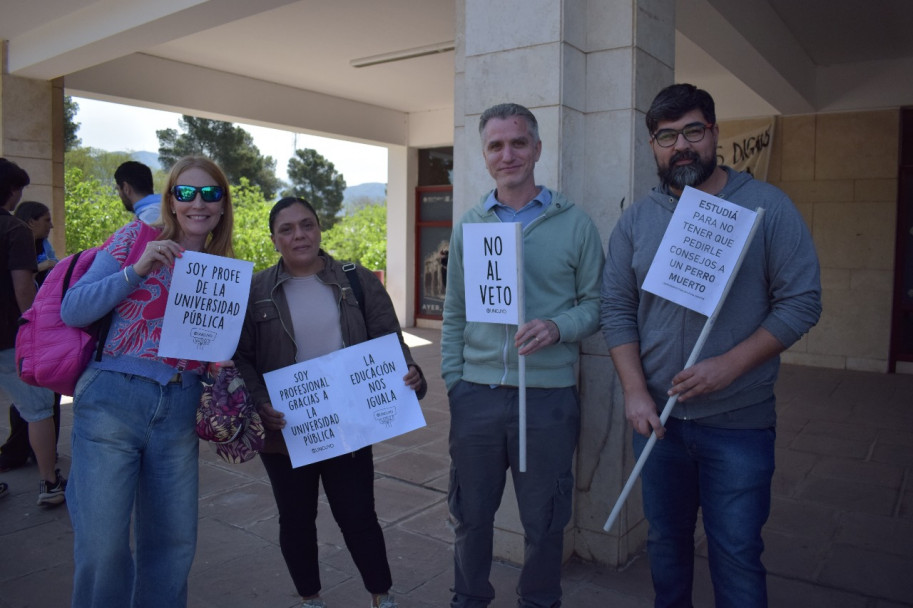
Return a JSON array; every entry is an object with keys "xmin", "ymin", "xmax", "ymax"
[{"xmin": 441, "ymin": 189, "xmax": 605, "ymax": 391}]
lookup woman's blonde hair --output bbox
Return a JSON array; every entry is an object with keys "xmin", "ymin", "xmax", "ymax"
[{"xmin": 159, "ymin": 156, "xmax": 234, "ymax": 258}]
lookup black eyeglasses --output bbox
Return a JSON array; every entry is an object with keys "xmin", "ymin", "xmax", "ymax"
[
  {"xmin": 171, "ymin": 185, "xmax": 224, "ymax": 203},
  {"xmin": 652, "ymin": 123, "xmax": 714, "ymax": 148}
]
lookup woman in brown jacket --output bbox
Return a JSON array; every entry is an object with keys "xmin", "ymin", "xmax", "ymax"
[{"xmin": 234, "ymin": 197, "xmax": 426, "ymax": 608}]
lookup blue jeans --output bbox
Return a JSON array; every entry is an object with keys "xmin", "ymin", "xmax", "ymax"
[
  {"xmin": 448, "ymin": 381, "xmax": 579, "ymax": 608},
  {"xmin": 0, "ymin": 348, "xmax": 55, "ymax": 422},
  {"xmin": 635, "ymin": 417, "xmax": 775, "ymax": 608},
  {"xmin": 68, "ymin": 369, "xmax": 201, "ymax": 608}
]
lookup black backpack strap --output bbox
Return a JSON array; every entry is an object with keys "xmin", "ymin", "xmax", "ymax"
[
  {"xmin": 342, "ymin": 263, "xmax": 366, "ymax": 320},
  {"xmin": 60, "ymin": 250, "xmax": 83, "ymax": 292},
  {"xmin": 93, "ymin": 314, "xmax": 113, "ymax": 362}
]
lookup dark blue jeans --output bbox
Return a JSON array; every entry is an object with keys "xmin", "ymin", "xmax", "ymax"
[
  {"xmin": 448, "ymin": 381, "xmax": 579, "ymax": 608},
  {"xmin": 634, "ymin": 417, "xmax": 775, "ymax": 608}
]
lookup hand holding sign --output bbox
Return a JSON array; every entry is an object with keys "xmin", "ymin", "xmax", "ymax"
[
  {"xmin": 258, "ymin": 401, "xmax": 287, "ymax": 432},
  {"xmin": 515, "ymin": 319, "xmax": 558, "ymax": 356},
  {"xmin": 132, "ymin": 239, "xmax": 185, "ymax": 277}
]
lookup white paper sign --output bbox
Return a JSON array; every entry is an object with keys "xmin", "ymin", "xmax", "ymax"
[
  {"xmin": 463, "ymin": 222, "xmax": 522, "ymax": 324},
  {"xmin": 157, "ymin": 251, "xmax": 253, "ymax": 361},
  {"xmin": 263, "ymin": 333, "xmax": 427, "ymax": 468},
  {"xmin": 642, "ymin": 186, "xmax": 758, "ymax": 317}
]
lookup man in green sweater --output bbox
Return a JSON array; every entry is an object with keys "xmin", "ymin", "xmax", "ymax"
[{"xmin": 442, "ymin": 103, "xmax": 604, "ymax": 608}]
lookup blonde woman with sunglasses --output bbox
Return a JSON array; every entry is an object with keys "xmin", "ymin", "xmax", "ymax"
[{"xmin": 61, "ymin": 156, "xmax": 234, "ymax": 608}]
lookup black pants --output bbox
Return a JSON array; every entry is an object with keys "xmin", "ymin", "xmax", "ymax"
[
  {"xmin": 0, "ymin": 396, "xmax": 61, "ymax": 467},
  {"xmin": 260, "ymin": 447, "xmax": 393, "ymax": 598}
]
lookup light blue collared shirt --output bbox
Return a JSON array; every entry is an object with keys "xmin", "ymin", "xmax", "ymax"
[
  {"xmin": 133, "ymin": 193, "xmax": 161, "ymax": 225},
  {"xmin": 484, "ymin": 186, "xmax": 551, "ymax": 229}
]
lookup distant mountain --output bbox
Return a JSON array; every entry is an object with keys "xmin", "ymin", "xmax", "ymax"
[
  {"xmin": 343, "ymin": 182, "xmax": 385, "ymax": 202},
  {"xmin": 342, "ymin": 182, "xmax": 386, "ymax": 214},
  {"xmin": 130, "ymin": 150, "xmax": 162, "ymax": 171}
]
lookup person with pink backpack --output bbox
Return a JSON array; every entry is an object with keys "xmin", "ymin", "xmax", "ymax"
[{"xmin": 60, "ymin": 156, "xmax": 236, "ymax": 608}]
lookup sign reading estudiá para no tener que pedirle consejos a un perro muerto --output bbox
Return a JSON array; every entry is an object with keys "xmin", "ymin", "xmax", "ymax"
[{"xmin": 641, "ymin": 186, "xmax": 758, "ymax": 317}]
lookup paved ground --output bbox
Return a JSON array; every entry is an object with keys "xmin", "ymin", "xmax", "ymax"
[{"xmin": 1, "ymin": 326, "xmax": 912, "ymax": 607}]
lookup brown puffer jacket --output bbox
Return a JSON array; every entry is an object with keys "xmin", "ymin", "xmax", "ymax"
[{"xmin": 234, "ymin": 251, "xmax": 427, "ymax": 454}]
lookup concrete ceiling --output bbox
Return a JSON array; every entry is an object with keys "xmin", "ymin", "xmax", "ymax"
[{"xmin": 2, "ymin": 0, "xmax": 913, "ymax": 144}]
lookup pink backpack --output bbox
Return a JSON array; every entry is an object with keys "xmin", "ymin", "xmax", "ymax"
[{"xmin": 15, "ymin": 222, "xmax": 159, "ymax": 396}]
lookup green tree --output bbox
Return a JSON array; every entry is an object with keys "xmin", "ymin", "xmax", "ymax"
[
  {"xmin": 346, "ymin": 194, "xmax": 385, "ymax": 213},
  {"xmin": 284, "ymin": 148, "xmax": 346, "ymax": 229},
  {"xmin": 66, "ymin": 147, "xmax": 133, "ymax": 186},
  {"xmin": 66, "ymin": 147, "xmax": 168, "ymax": 200},
  {"xmin": 64, "ymin": 166, "xmax": 133, "ymax": 254},
  {"xmin": 157, "ymin": 116, "xmax": 282, "ymax": 198},
  {"xmin": 321, "ymin": 202, "xmax": 386, "ymax": 270},
  {"xmin": 231, "ymin": 177, "xmax": 279, "ymax": 271},
  {"xmin": 64, "ymin": 96, "xmax": 81, "ymax": 152}
]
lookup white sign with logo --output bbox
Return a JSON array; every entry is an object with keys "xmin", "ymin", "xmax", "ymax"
[
  {"xmin": 462, "ymin": 222, "xmax": 522, "ymax": 324},
  {"xmin": 158, "ymin": 251, "xmax": 253, "ymax": 362},
  {"xmin": 642, "ymin": 186, "xmax": 758, "ymax": 317},
  {"xmin": 263, "ymin": 333, "xmax": 426, "ymax": 468}
]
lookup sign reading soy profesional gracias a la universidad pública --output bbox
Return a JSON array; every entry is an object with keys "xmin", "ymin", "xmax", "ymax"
[{"xmin": 263, "ymin": 333, "xmax": 427, "ymax": 468}]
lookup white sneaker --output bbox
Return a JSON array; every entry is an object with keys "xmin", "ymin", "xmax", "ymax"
[
  {"xmin": 373, "ymin": 594, "xmax": 397, "ymax": 608},
  {"xmin": 37, "ymin": 469, "xmax": 66, "ymax": 507}
]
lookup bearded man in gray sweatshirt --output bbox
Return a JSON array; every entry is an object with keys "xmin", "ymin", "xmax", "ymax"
[{"xmin": 601, "ymin": 84, "xmax": 821, "ymax": 608}]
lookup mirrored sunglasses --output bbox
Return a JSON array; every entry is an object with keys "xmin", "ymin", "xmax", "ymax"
[{"xmin": 172, "ymin": 185, "xmax": 224, "ymax": 203}]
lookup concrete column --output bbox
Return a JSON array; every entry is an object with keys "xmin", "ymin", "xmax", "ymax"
[
  {"xmin": 0, "ymin": 41, "xmax": 65, "ymax": 253},
  {"xmin": 453, "ymin": 1, "xmax": 674, "ymax": 567},
  {"xmin": 574, "ymin": 0, "xmax": 675, "ymax": 568},
  {"xmin": 386, "ymin": 143, "xmax": 419, "ymax": 326}
]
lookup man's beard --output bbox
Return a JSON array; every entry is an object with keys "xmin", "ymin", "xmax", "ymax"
[
  {"xmin": 657, "ymin": 150, "xmax": 716, "ymax": 191},
  {"xmin": 118, "ymin": 193, "xmax": 133, "ymax": 213}
]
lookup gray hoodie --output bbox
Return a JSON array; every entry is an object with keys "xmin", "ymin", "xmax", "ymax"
[{"xmin": 600, "ymin": 167, "xmax": 821, "ymax": 426}]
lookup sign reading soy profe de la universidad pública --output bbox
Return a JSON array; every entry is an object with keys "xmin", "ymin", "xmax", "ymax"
[
  {"xmin": 157, "ymin": 250, "xmax": 253, "ymax": 362},
  {"xmin": 641, "ymin": 186, "xmax": 758, "ymax": 317},
  {"xmin": 263, "ymin": 332, "xmax": 427, "ymax": 468}
]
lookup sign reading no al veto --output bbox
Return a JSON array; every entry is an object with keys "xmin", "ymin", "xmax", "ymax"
[
  {"xmin": 463, "ymin": 222, "xmax": 522, "ymax": 324},
  {"xmin": 642, "ymin": 186, "xmax": 758, "ymax": 317},
  {"xmin": 263, "ymin": 333, "xmax": 426, "ymax": 468}
]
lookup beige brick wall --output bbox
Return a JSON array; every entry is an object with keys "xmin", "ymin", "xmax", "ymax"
[{"xmin": 757, "ymin": 110, "xmax": 899, "ymax": 372}]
